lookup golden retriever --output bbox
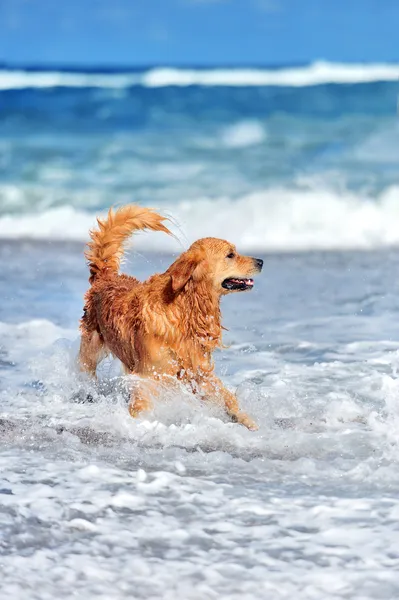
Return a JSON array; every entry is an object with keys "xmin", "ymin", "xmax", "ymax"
[{"xmin": 79, "ymin": 205, "xmax": 263, "ymax": 430}]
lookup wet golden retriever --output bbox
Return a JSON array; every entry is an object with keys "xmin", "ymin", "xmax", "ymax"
[{"xmin": 79, "ymin": 205, "xmax": 263, "ymax": 430}]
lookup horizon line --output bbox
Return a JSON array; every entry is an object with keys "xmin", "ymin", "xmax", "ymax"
[{"xmin": 2, "ymin": 58, "xmax": 399, "ymax": 72}]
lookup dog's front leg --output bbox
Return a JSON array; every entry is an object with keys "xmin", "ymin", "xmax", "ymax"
[
  {"xmin": 196, "ymin": 374, "xmax": 258, "ymax": 431},
  {"xmin": 128, "ymin": 376, "xmax": 159, "ymax": 419}
]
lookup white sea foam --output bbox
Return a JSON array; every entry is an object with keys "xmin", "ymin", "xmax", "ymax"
[
  {"xmin": 0, "ymin": 70, "xmax": 141, "ymax": 90},
  {"xmin": 0, "ymin": 319, "xmax": 75, "ymax": 353},
  {"xmin": 142, "ymin": 62, "xmax": 399, "ymax": 87},
  {"xmin": 3, "ymin": 185, "xmax": 399, "ymax": 252},
  {"xmin": 1, "ymin": 61, "xmax": 399, "ymax": 90},
  {"xmin": 2, "ymin": 263, "xmax": 399, "ymax": 599},
  {"xmin": 220, "ymin": 120, "xmax": 266, "ymax": 148}
]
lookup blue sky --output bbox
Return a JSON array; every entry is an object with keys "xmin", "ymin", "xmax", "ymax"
[{"xmin": 1, "ymin": 0, "xmax": 399, "ymax": 66}]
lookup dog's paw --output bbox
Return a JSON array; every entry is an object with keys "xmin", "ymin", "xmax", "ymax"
[{"xmin": 233, "ymin": 412, "xmax": 259, "ymax": 431}]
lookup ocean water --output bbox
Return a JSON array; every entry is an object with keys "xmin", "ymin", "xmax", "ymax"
[{"xmin": 1, "ymin": 62, "xmax": 399, "ymax": 599}]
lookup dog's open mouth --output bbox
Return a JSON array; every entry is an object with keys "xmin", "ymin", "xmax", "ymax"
[{"xmin": 222, "ymin": 277, "xmax": 254, "ymax": 291}]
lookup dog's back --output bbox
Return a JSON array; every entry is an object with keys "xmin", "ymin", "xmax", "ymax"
[{"xmin": 79, "ymin": 205, "xmax": 172, "ymax": 373}]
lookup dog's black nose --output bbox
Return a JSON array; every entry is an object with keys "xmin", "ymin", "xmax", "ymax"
[{"xmin": 254, "ymin": 258, "xmax": 263, "ymax": 271}]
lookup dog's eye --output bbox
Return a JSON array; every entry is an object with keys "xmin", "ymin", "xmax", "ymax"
[{"xmin": 226, "ymin": 252, "xmax": 235, "ymax": 259}]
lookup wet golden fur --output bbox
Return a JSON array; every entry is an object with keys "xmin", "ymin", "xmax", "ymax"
[{"xmin": 79, "ymin": 204, "xmax": 262, "ymax": 430}]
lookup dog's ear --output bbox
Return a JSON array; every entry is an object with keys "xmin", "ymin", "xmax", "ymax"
[
  {"xmin": 170, "ymin": 258, "xmax": 197, "ymax": 293},
  {"xmin": 170, "ymin": 253, "xmax": 207, "ymax": 294}
]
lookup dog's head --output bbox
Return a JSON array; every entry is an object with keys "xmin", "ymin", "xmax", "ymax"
[{"xmin": 168, "ymin": 237, "xmax": 263, "ymax": 296}]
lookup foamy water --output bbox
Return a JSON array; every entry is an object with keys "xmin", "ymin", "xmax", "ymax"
[
  {"xmin": 2, "ymin": 61, "xmax": 399, "ymax": 89},
  {"xmin": 3, "ymin": 186, "xmax": 399, "ymax": 252},
  {"xmin": 2, "ymin": 241, "xmax": 399, "ymax": 599}
]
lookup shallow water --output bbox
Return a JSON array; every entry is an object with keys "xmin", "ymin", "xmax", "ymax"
[{"xmin": 1, "ymin": 241, "xmax": 399, "ymax": 599}]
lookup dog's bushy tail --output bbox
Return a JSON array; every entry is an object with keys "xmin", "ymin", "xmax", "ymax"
[{"xmin": 85, "ymin": 205, "xmax": 172, "ymax": 283}]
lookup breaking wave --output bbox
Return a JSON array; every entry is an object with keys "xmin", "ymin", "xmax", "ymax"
[
  {"xmin": 3, "ymin": 186, "xmax": 399, "ymax": 252},
  {"xmin": 2, "ymin": 61, "xmax": 399, "ymax": 90}
]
